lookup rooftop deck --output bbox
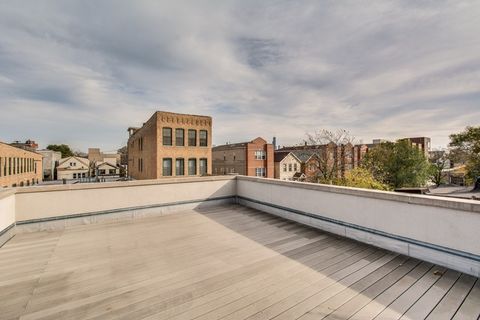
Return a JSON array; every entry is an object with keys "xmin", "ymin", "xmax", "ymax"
[{"xmin": 1, "ymin": 204, "xmax": 479, "ymax": 320}]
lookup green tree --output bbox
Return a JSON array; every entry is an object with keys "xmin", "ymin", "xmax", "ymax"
[
  {"xmin": 336, "ymin": 167, "xmax": 389, "ymax": 190},
  {"xmin": 449, "ymin": 126, "xmax": 480, "ymax": 183},
  {"xmin": 363, "ymin": 140, "xmax": 431, "ymax": 189},
  {"xmin": 46, "ymin": 144, "xmax": 74, "ymax": 158}
]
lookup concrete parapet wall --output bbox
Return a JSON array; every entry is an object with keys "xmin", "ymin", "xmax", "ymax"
[{"xmin": 236, "ymin": 176, "xmax": 480, "ymax": 277}]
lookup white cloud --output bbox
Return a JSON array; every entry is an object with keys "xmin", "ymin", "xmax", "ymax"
[{"xmin": 0, "ymin": 0, "xmax": 479, "ymax": 150}]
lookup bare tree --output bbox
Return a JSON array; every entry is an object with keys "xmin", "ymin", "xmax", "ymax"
[
  {"xmin": 303, "ymin": 129, "xmax": 356, "ymax": 184},
  {"xmin": 304, "ymin": 129, "xmax": 356, "ymax": 146}
]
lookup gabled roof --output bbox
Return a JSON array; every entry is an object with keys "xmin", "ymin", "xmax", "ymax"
[
  {"xmin": 213, "ymin": 137, "xmax": 270, "ymax": 151},
  {"xmin": 274, "ymin": 151, "xmax": 291, "ymax": 162},
  {"xmin": 58, "ymin": 156, "xmax": 89, "ymax": 167},
  {"xmin": 291, "ymin": 150, "xmax": 319, "ymax": 163},
  {"xmin": 293, "ymin": 172, "xmax": 306, "ymax": 178},
  {"xmin": 95, "ymin": 162, "xmax": 119, "ymax": 169}
]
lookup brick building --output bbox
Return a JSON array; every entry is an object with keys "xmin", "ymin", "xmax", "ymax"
[
  {"xmin": 212, "ymin": 137, "xmax": 274, "ymax": 178},
  {"xmin": 402, "ymin": 137, "xmax": 431, "ymax": 157},
  {"xmin": 0, "ymin": 142, "xmax": 43, "ymax": 188},
  {"xmin": 127, "ymin": 111, "xmax": 212, "ymax": 179},
  {"xmin": 10, "ymin": 139, "xmax": 39, "ymax": 152}
]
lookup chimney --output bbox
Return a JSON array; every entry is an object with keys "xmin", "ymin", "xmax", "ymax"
[{"xmin": 272, "ymin": 137, "xmax": 277, "ymax": 150}]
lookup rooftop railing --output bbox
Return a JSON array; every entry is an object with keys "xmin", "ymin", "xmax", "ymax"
[{"xmin": 1, "ymin": 175, "xmax": 479, "ymax": 277}]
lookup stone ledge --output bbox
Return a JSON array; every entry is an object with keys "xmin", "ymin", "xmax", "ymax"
[
  {"xmin": 237, "ymin": 176, "xmax": 480, "ymax": 213},
  {"xmin": 13, "ymin": 175, "xmax": 236, "ymax": 194}
]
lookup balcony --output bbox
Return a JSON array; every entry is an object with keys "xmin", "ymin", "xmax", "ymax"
[{"xmin": 1, "ymin": 176, "xmax": 479, "ymax": 319}]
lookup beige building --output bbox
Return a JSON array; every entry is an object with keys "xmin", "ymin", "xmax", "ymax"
[
  {"xmin": 57, "ymin": 156, "xmax": 90, "ymax": 180},
  {"xmin": 0, "ymin": 142, "xmax": 43, "ymax": 188},
  {"xmin": 88, "ymin": 149, "xmax": 121, "ymax": 177},
  {"xmin": 127, "ymin": 111, "xmax": 212, "ymax": 179},
  {"xmin": 88, "ymin": 148, "xmax": 120, "ymax": 164},
  {"xmin": 274, "ymin": 151, "xmax": 303, "ymax": 181},
  {"xmin": 37, "ymin": 149, "xmax": 62, "ymax": 181}
]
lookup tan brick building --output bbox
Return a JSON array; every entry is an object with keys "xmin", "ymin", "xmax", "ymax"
[
  {"xmin": 0, "ymin": 142, "xmax": 43, "ymax": 188},
  {"xmin": 212, "ymin": 137, "xmax": 274, "ymax": 178},
  {"xmin": 127, "ymin": 111, "xmax": 212, "ymax": 179}
]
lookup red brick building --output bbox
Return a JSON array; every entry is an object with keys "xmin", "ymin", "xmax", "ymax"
[{"xmin": 213, "ymin": 137, "xmax": 274, "ymax": 178}]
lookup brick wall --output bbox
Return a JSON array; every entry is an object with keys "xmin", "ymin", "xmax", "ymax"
[{"xmin": 0, "ymin": 142, "xmax": 43, "ymax": 188}]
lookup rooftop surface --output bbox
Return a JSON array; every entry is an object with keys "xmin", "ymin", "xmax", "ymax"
[{"xmin": 1, "ymin": 204, "xmax": 479, "ymax": 320}]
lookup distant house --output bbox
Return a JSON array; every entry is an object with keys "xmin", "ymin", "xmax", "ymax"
[
  {"xmin": 57, "ymin": 156, "xmax": 90, "ymax": 180},
  {"xmin": 274, "ymin": 152, "xmax": 302, "ymax": 181},
  {"xmin": 94, "ymin": 160, "xmax": 120, "ymax": 177},
  {"xmin": 276, "ymin": 143, "xmax": 368, "ymax": 181}
]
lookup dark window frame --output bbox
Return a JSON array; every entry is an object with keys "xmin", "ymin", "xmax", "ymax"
[
  {"xmin": 199, "ymin": 158, "xmax": 207, "ymax": 175},
  {"xmin": 188, "ymin": 158, "xmax": 197, "ymax": 175},
  {"xmin": 163, "ymin": 158, "xmax": 172, "ymax": 176},
  {"xmin": 188, "ymin": 129, "xmax": 197, "ymax": 146},
  {"xmin": 175, "ymin": 128, "xmax": 185, "ymax": 146},
  {"xmin": 175, "ymin": 158, "xmax": 185, "ymax": 176},
  {"xmin": 199, "ymin": 130, "xmax": 208, "ymax": 147},
  {"xmin": 163, "ymin": 127, "xmax": 173, "ymax": 146}
]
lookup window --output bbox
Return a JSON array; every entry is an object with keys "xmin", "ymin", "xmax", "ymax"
[
  {"xmin": 8, "ymin": 157, "xmax": 11, "ymax": 175},
  {"xmin": 139, "ymin": 137, "xmax": 144, "ymax": 151},
  {"xmin": 188, "ymin": 129, "xmax": 197, "ymax": 146},
  {"xmin": 294, "ymin": 163, "xmax": 298, "ymax": 171},
  {"xmin": 175, "ymin": 158, "xmax": 185, "ymax": 176},
  {"xmin": 82, "ymin": 173, "xmax": 86, "ymax": 178},
  {"xmin": 175, "ymin": 129, "xmax": 184, "ymax": 146},
  {"xmin": 138, "ymin": 158, "xmax": 143, "ymax": 172},
  {"xmin": 199, "ymin": 130, "xmax": 208, "ymax": 146},
  {"xmin": 163, "ymin": 158, "xmax": 172, "ymax": 176},
  {"xmin": 283, "ymin": 163, "xmax": 287, "ymax": 172},
  {"xmin": 233, "ymin": 154, "xmax": 236, "ymax": 161},
  {"xmin": 199, "ymin": 158, "xmax": 207, "ymax": 175},
  {"xmin": 255, "ymin": 168, "xmax": 266, "ymax": 177},
  {"xmin": 188, "ymin": 158, "xmax": 197, "ymax": 175},
  {"xmin": 254, "ymin": 150, "xmax": 266, "ymax": 160},
  {"xmin": 163, "ymin": 127, "xmax": 172, "ymax": 146},
  {"xmin": 99, "ymin": 170, "xmax": 106, "ymax": 175},
  {"xmin": 73, "ymin": 173, "xmax": 77, "ymax": 179},
  {"xmin": 288, "ymin": 163, "xmax": 292, "ymax": 172}
]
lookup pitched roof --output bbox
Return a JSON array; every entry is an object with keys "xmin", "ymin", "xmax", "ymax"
[
  {"xmin": 95, "ymin": 162, "xmax": 118, "ymax": 169},
  {"xmin": 58, "ymin": 156, "xmax": 89, "ymax": 167},
  {"xmin": 274, "ymin": 151, "xmax": 291, "ymax": 162},
  {"xmin": 291, "ymin": 150, "xmax": 319, "ymax": 162}
]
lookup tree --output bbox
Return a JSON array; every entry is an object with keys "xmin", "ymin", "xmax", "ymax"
[
  {"xmin": 449, "ymin": 126, "xmax": 480, "ymax": 184},
  {"xmin": 363, "ymin": 140, "xmax": 431, "ymax": 189},
  {"xmin": 429, "ymin": 151, "xmax": 449, "ymax": 186},
  {"xmin": 46, "ymin": 144, "xmax": 74, "ymax": 158},
  {"xmin": 337, "ymin": 167, "xmax": 389, "ymax": 190},
  {"xmin": 304, "ymin": 129, "xmax": 356, "ymax": 184}
]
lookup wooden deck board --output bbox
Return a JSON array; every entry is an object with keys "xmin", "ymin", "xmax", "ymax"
[{"xmin": 0, "ymin": 204, "xmax": 478, "ymax": 320}]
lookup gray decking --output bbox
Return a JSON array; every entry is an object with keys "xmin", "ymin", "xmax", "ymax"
[{"xmin": 1, "ymin": 204, "xmax": 479, "ymax": 320}]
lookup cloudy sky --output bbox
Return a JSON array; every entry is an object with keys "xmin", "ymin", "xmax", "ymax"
[{"xmin": 0, "ymin": 1, "xmax": 479, "ymax": 151}]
